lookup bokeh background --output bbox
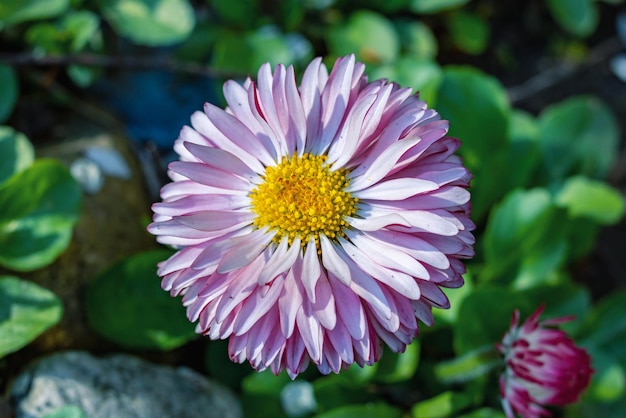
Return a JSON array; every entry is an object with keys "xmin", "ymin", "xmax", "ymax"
[{"xmin": 1, "ymin": 1, "xmax": 626, "ymax": 417}]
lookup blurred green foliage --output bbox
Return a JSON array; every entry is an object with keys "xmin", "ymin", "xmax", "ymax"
[{"xmin": 1, "ymin": 0, "xmax": 625, "ymax": 417}]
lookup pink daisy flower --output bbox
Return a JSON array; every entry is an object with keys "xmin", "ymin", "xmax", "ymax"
[
  {"xmin": 148, "ymin": 55, "xmax": 474, "ymax": 378},
  {"xmin": 497, "ymin": 306, "xmax": 593, "ymax": 418}
]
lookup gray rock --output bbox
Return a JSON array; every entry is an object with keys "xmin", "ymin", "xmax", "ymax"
[{"xmin": 10, "ymin": 351, "xmax": 242, "ymax": 418}]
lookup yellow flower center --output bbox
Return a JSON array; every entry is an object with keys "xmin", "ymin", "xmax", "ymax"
[{"xmin": 250, "ymin": 153, "xmax": 358, "ymax": 247}]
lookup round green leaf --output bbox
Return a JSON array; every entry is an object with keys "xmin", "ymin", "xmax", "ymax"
[
  {"xmin": 0, "ymin": 275, "xmax": 63, "ymax": 359},
  {"xmin": 555, "ymin": 176, "xmax": 625, "ymax": 225},
  {"xmin": 395, "ymin": 20, "xmax": 438, "ymax": 59},
  {"xmin": 0, "ymin": 0, "xmax": 69, "ymax": 26},
  {"xmin": 99, "ymin": 0, "xmax": 195, "ymax": 46},
  {"xmin": 0, "ymin": 159, "xmax": 82, "ymax": 272},
  {"xmin": 447, "ymin": 11, "xmax": 489, "ymax": 55},
  {"xmin": 538, "ymin": 96, "xmax": 619, "ymax": 182},
  {"xmin": 435, "ymin": 66, "xmax": 510, "ymax": 171},
  {"xmin": 0, "ymin": 66, "xmax": 18, "ymax": 124},
  {"xmin": 410, "ymin": 0, "xmax": 469, "ymax": 14},
  {"xmin": 326, "ymin": 10, "xmax": 399, "ymax": 64},
  {"xmin": 85, "ymin": 249, "xmax": 198, "ymax": 350},
  {"xmin": 369, "ymin": 57, "xmax": 442, "ymax": 105},
  {"xmin": 547, "ymin": 0, "xmax": 598, "ymax": 37},
  {"xmin": 0, "ymin": 127, "xmax": 34, "ymax": 186}
]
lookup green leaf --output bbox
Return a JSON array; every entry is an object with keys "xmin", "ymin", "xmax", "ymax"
[
  {"xmin": 523, "ymin": 282, "xmax": 591, "ymax": 335},
  {"xmin": 313, "ymin": 375, "xmax": 375, "ymax": 412},
  {"xmin": 62, "ymin": 11, "xmax": 100, "ymax": 52},
  {"xmin": 435, "ymin": 67, "xmax": 510, "ymax": 171},
  {"xmin": 434, "ymin": 345, "xmax": 501, "ymax": 384},
  {"xmin": 410, "ymin": 0, "xmax": 469, "ymax": 14},
  {"xmin": 210, "ymin": 0, "xmax": 258, "ymax": 27},
  {"xmin": 411, "ymin": 391, "xmax": 473, "ymax": 418},
  {"xmin": 537, "ymin": 96, "xmax": 619, "ymax": 182},
  {"xmin": 481, "ymin": 188, "xmax": 566, "ymax": 285},
  {"xmin": 0, "ymin": 0, "xmax": 69, "ymax": 26},
  {"xmin": 42, "ymin": 405, "xmax": 88, "ymax": 418},
  {"xmin": 246, "ymin": 29, "xmax": 301, "ymax": 72},
  {"xmin": 241, "ymin": 369, "xmax": 292, "ymax": 418},
  {"xmin": 211, "ymin": 28, "xmax": 303, "ymax": 75},
  {"xmin": 395, "ymin": 20, "xmax": 438, "ymax": 59},
  {"xmin": 315, "ymin": 403, "xmax": 403, "ymax": 418},
  {"xmin": 326, "ymin": 10, "xmax": 400, "ymax": 64},
  {"xmin": 457, "ymin": 408, "xmax": 506, "ymax": 418},
  {"xmin": 0, "ymin": 159, "xmax": 82, "ymax": 272},
  {"xmin": 471, "ymin": 110, "xmax": 541, "ymax": 221},
  {"xmin": 369, "ymin": 57, "xmax": 442, "ymax": 105},
  {"xmin": 446, "ymin": 11, "xmax": 489, "ymax": 55},
  {"xmin": 453, "ymin": 287, "xmax": 532, "ymax": 354},
  {"xmin": 85, "ymin": 250, "xmax": 198, "ymax": 350},
  {"xmin": 555, "ymin": 176, "xmax": 625, "ymax": 225},
  {"xmin": 0, "ymin": 66, "xmax": 18, "ymax": 123},
  {"xmin": 577, "ymin": 289, "xmax": 626, "ymax": 361},
  {"xmin": 0, "ymin": 276, "xmax": 63, "ymax": 359},
  {"xmin": 99, "ymin": 0, "xmax": 195, "ymax": 46},
  {"xmin": 547, "ymin": 0, "xmax": 598, "ymax": 37},
  {"xmin": 0, "ymin": 127, "xmax": 34, "ymax": 186},
  {"xmin": 373, "ymin": 340, "xmax": 420, "ymax": 383},
  {"xmin": 583, "ymin": 347, "xmax": 625, "ymax": 403}
]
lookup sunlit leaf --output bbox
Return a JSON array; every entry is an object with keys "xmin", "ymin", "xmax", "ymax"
[
  {"xmin": 98, "ymin": 0, "xmax": 195, "ymax": 46},
  {"xmin": 369, "ymin": 57, "xmax": 442, "ymax": 105},
  {"xmin": 326, "ymin": 10, "xmax": 399, "ymax": 64},
  {"xmin": 0, "ymin": 0, "xmax": 69, "ymax": 26},
  {"xmin": 0, "ymin": 66, "xmax": 18, "ymax": 124},
  {"xmin": 537, "ymin": 96, "xmax": 619, "ymax": 182},
  {"xmin": 481, "ymin": 188, "xmax": 566, "ymax": 285},
  {"xmin": 411, "ymin": 391, "xmax": 473, "ymax": 418},
  {"xmin": 410, "ymin": 0, "xmax": 469, "ymax": 14},
  {"xmin": 85, "ymin": 249, "xmax": 198, "ymax": 350},
  {"xmin": 0, "ymin": 276, "xmax": 63, "ymax": 359},
  {"xmin": 42, "ymin": 405, "xmax": 88, "ymax": 418},
  {"xmin": 556, "ymin": 176, "xmax": 625, "ymax": 225},
  {"xmin": 0, "ymin": 127, "xmax": 34, "ymax": 186},
  {"xmin": 0, "ymin": 159, "xmax": 82, "ymax": 272}
]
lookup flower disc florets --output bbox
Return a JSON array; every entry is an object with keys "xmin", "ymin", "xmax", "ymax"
[
  {"xmin": 250, "ymin": 153, "xmax": 358, "ymax": 247},
  {"xmin": 148, "ymin": 55, "xmax": 475, "ymax": 378}
]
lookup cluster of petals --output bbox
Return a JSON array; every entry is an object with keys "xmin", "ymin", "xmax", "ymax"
[
  {"xmin": 497, "ymin": 306, "xmax": 593, "ymax": 418},
  {"xmin": 148, "ymin": 55, "xmax": 475, "ymax": 378}
]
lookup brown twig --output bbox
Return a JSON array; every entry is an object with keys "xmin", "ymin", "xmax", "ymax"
[
  {"xmin": 0, "ymin": 52, "xmax": 248, "ymax": 79},
  {"xmin": 506, "ymin": 36, "xmax": 623, "ymax": 104}
]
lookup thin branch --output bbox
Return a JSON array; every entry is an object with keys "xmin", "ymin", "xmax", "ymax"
[
  {"xmin": 0, "ymin": 52, "xmax": 248, "ymax": 79},
  {"xmin": 507, "ymin": 36, "xmax": 623, "ymax": 104}
]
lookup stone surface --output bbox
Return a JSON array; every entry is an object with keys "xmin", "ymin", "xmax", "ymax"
[{"xmin": 10, "ymin": 351, "xmax": 242, "ymax": 418}]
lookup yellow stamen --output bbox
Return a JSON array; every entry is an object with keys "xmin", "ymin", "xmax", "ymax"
[{"xmin": 249, "ymin": 153, "xmax": 358, "ymax": 247}]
